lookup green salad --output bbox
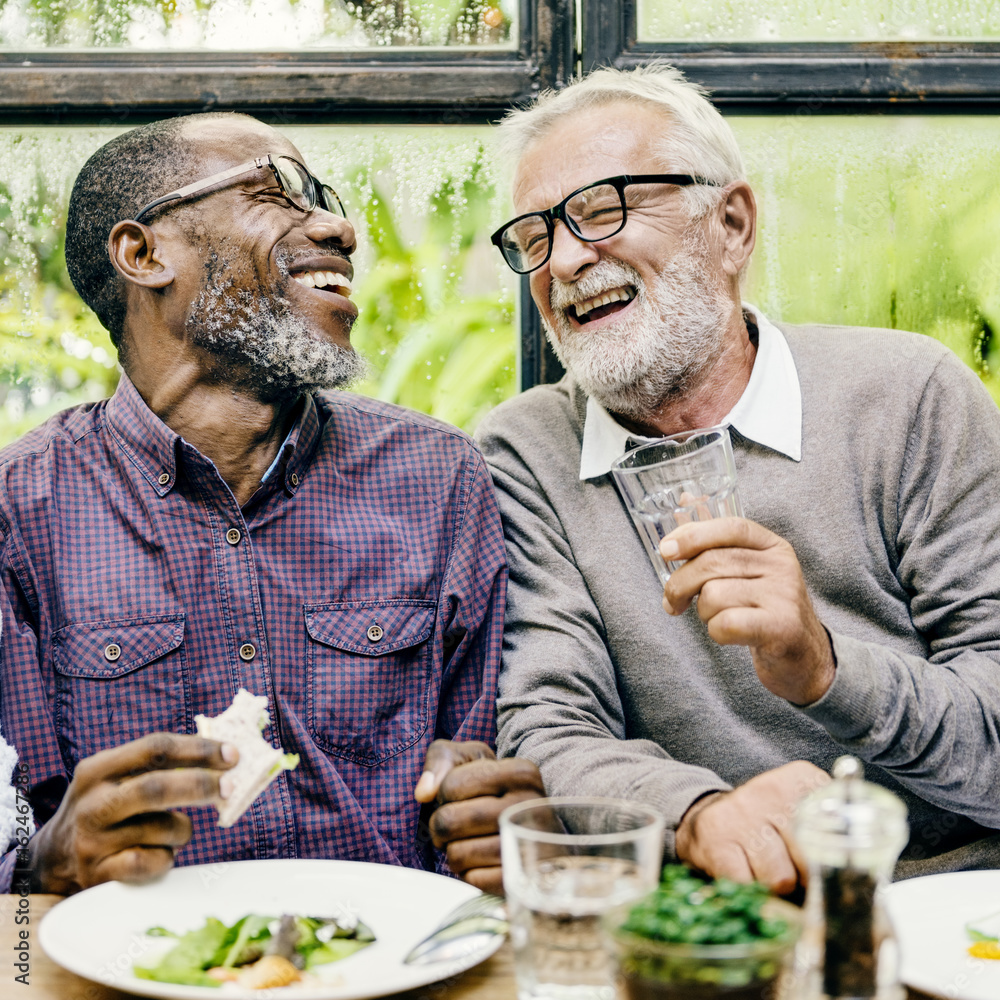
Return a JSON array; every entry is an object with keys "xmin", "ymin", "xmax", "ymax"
[
  {"xmin": 134, "ymin": 912, "xmax": 375, "ymax": 989},
  {"xmin": 621, "ymin": 865, "xmax": 790, "ymax": 946}
]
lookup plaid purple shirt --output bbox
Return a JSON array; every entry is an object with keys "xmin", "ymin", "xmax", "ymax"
[{"xmin": 0, "ymin": 375, "xmax": 506, "ymax": 890}]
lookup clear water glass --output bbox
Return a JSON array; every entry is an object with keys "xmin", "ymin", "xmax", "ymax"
[
  {"xmin": 610, "ymin": 426, "xmax": 743, "ymax": 585},
  {"xmin": 500, "ymin": 797, "xmax": 665, "ymax": 1000}
]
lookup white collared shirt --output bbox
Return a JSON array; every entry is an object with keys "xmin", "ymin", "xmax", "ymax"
[{"xmin": 578, "ymin": 304, "xmax": 802, "ymax": 479}]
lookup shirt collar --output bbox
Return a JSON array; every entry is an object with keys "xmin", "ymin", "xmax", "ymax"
[
  {"xmin": 105, "ymin": 373, "xmax": 320, "ymax": 497},
  {"xmin": 260, "ymin": 393, "xmax": 320, "ymax": 496},
  {"xmin": 105, "ymin": 373, "xmax": 183, "ymax": 494},
  {"xmin": 578, "ymin": 304, "xmax": 802, "ymax": 480}
]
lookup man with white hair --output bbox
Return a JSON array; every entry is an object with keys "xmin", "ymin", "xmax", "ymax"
[{"xmin": 476, "ymin": 63, "xmax": 1000, "ymax": 890}]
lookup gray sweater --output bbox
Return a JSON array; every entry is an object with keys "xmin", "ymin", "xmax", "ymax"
[{"xmin": 477, "ymin": 323, "xmax": 1000, "ymax": 876}]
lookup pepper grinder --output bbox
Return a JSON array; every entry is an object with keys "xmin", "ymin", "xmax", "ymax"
[{"xmin": 792, "ymin": 756, "xmax": 909, "ymax": 1000}]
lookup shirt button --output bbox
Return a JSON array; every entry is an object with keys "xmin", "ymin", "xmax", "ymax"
[
  {"xmin": 158, "ymin": 473, "xmax": 170, "ymax": 486},
  {"xmin": 104, "ymin": 643, "xmax": 122, "ymax": 662},
  {"xmin": 239, "ymin": 643, "xmax": 256, "ymax": 661},
  {"xmin": 290, "ymin": 473, "xmax": 300, "ymax": 487},
  {"xmin": 226, "ymin": 528, "xmax": 242, "ymax": 546},
  {"xmin": 367, "ymin": 625, "xmax": 383, "ymax": 643}
]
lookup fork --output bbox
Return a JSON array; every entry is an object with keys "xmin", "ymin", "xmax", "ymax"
[{"xmin": 403, "ymin": 893, "xmax": 508, "ymax": 966}]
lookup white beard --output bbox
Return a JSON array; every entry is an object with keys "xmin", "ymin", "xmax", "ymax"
[{"xmin": 543, "ymin": 241, "xmax": 735, "ymax": 420}]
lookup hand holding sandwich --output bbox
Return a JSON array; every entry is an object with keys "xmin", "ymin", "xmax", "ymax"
[
  {"xmin": 416, "ymin": 740, "xmax": 545, "ymax": 894},
  {"xmin": 27, "ymin": 732, "xmax": 238, "ymax": 895}
]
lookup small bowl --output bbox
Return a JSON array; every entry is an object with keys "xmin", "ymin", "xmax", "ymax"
[{"xmin": 605, "ymin": 898, "xmax": 801, "ymax": 1000}]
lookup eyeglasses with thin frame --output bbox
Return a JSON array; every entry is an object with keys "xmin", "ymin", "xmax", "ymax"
[
  {"xmin": 490, "ymin": 173, "xmax": 721, "ymax": 275},
  {"xmin": 133, "ymin": 154, "xmax": 347, "ymax": 224}
]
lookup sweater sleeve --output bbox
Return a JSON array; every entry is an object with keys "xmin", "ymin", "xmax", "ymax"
[
  {"xmin": 802, "ymin": 350, "xmax": 1000, "ymax": 828},
  {"xmin": 478, "ymin": 416, "xmax": 729, "ymax": 857}
]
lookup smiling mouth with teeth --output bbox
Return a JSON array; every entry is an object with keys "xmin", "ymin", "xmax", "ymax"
[
  {"xmin": 291, "ymin": 270, "xmax": 353, "ymax": 297},
  {"xmin": 568, "ymin": 285, "xmax": 637, "ymax": 324}
]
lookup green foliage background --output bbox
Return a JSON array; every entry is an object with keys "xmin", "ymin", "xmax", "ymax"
[
  {"xmin": 345, "ymin": 157, "xmax": 516, "ymax": 432},
  {"xmin": 2, "ymin": 115, "xmax": 1000, "ymax": 452},
  {"xmin": 734, "ymin": 117, "xmax": 1000, "ymax": 402}
]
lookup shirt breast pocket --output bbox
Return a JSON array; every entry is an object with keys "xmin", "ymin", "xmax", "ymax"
[
  {"xmin": 52, "ymin": 614, "xmax": 189, "ymax": 766},
  {"xmin": 305, "ymin": 600, "xmax": 437, "ymax": 767}
]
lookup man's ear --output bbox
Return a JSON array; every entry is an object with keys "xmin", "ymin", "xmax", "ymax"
[
  {"xmin": 108, "ymin": 220, "xmax": 175, "ymax": 288},
  {"xmin": 715, "ymin": 180, "xmax": 756, "ymax": 278}
]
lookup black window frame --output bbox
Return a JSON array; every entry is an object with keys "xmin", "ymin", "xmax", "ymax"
[
  {"xmin": 0, "ymin": 0, "xmax": 574, "ymax": 125},
  {"xmin": 585, "ymin": 0, "xmax": 1000, "ymax": 112}
]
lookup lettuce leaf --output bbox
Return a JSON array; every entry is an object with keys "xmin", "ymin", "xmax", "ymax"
[
  {"xmin": 134, "ymin": 910, "xmax": 375, "ymax": 987},
  {"xmin": 135, "ymin": 917, "xmax": 230, "ymax": 985}
]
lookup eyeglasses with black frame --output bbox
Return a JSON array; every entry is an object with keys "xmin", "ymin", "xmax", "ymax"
[
  {"xmin": 490, "ymin": 174, "xmax": 721, "ymax": 275},
  {"xmin": 133, "ymin": 154, "xmax": 347, "ymax": 224}
]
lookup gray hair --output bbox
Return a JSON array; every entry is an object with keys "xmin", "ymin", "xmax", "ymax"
[
  {"xmin": 66, "ymin": 111, "xmax": 248, "ymax": 351},
  {"xmin": 495, "ymin": 62, "xmax": 745, "ymax": 218}
]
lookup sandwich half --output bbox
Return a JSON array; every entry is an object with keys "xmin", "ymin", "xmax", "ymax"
[{"xmin": 195, "ymin": 689, "xmax": 299, "ymax": 828}]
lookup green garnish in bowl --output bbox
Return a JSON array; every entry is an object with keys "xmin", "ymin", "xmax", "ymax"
[{"xmin": 607, "ymin": 866, "xmax": 801, "ymax": 1000}]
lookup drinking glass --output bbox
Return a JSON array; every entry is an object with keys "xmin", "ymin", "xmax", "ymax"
[
  {"xmin": 500, "ymin": 797, "xmax": 666, "ymax": 1000},
  {"xmin": 610, "ymin": 426, "xmax": 743, "ymax": 585}
]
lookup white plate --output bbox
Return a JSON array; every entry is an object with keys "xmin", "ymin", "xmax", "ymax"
[
  {"xmin": 39, "ymin": 858, "xmax": 504, "ymax": 1000},
  {"xmin": 884, "ymin": 870, "xmax": 1000, "ymax": 1000}
]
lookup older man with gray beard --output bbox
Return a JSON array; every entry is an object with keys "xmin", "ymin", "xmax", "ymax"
[
  {"xmin": 476, "ymin": 63, "xmax": 1000, "ymax": 890},
  {"xmin": 0, "ymin": 112, "xmax": 544, "ymax": 898}
]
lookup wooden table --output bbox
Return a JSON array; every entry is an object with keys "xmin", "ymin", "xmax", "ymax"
[{"xmin": 4, "ymin": 895, "xmax": 936, "ymax": 1000}]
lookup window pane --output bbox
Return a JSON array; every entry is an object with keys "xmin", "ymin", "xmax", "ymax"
[
  {"xmin": 0, "ymin": 0, "xmax": 515, "ymax": 49},
  {"xmin": 734, "ymin": 115, "xmax": 1000, "ymax": 406},
  {"xmin": 639, "ymin": 2, "xmax": 1000, "ymax": 42},
  {"xmin": 0, "ymin": 125, "xmax": 517, "ymax": 446}
]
